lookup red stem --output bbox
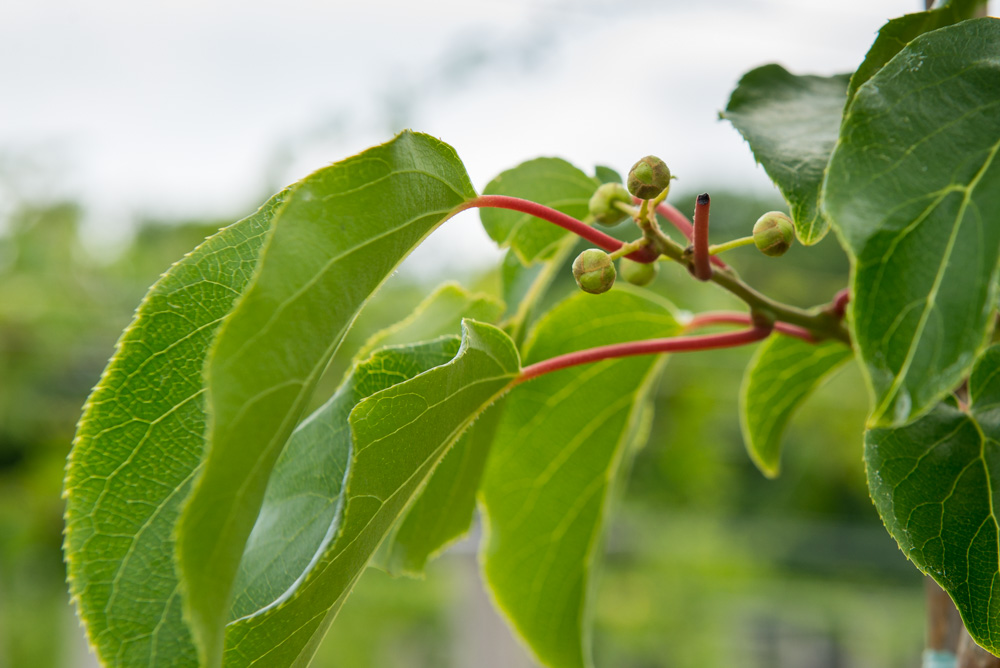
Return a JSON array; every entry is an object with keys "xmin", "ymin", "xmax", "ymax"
[
  {"xmin": 692, "ymin": 193, "xmax": 712, "ymax": 281},
  {"xmin": 686, "ymin": 311, "xmax": 815, "ymax": 342},
  {"xmin": 515, "ymin": 325, "xmax": 773, "ymax": 385},
  {"xmin": 831, "ymin": 288, "xmax": 850, "ymax": 319},
  {"xmin": 462, "ymin": 195, "xmax": 659, "ymax": 263},
  {"xmin": 653, "ymin": 201, "xmax": 729, "ymax": 270}
]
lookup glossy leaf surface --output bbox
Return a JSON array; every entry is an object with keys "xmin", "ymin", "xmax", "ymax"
[
  {"xmin": 481, "ymin": 287, "xmax": 679, "ymax": 668},
  {"xmin": 825, "ymin": 19, "xmax": 1000, "ymax": 427},
  {"xmin": 480, "ymin": 157, "xmax": 598, "ymax": 264},
  {"xmin": 361, "ymin": 283, "xmax": 505, "ymax": 576},
  {"xmin": 740, "ymin": 335, "xmax": 853, "ymax": 478},
  {"xmin": 722, "ymin": 65, "xmax": 851, "ymax": 244},
  {"xmin": 866, "ymin": 345, "xmax": 1000, "ymax": 654},
  {"xmin": 224, "ymin": 320, "xmax": 520, "ymax": 667},
  {"xmin": 377, "ymin": 398, "xmax": 504, "ymax": 576},
  {"xmin": 848, "ymin": 0, "xmax": 986, "ymax": 104},
  {"xmin": 228, "ymin": 337, "xmax": 463, "ymax": 619}
]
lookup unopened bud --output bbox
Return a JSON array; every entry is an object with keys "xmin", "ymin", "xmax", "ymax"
[
  {"xmin": 619, "ymin": 257, "xmax": 658, "ymax": 286},
  {"xmin": 627, "ymin": 156, "xmax": 671, "ymax": 200},
  {"xmin": 588, "ymin": 183, "xmax": 632, "ymax": 226},
  {"xmin": 572, "ymin": 249, "xmax": 616, "ymax": 294},
  {"xmin": 752, "ymin": 211, "xmax": 794, "ymax": 257}
]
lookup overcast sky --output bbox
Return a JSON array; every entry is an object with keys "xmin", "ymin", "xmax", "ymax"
[{"xmin": 1, "ymin": 0, "xmax": 940, "ymax": 271}]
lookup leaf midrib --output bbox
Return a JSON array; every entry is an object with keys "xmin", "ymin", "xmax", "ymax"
[{"xmin": 872, "ymin": 135, "xmax": 1000, "ymax": 424}]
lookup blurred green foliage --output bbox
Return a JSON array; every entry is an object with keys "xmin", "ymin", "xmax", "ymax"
[{"xmin": 0, "ymin": 186, "xmax": 922, "ymax": 667}]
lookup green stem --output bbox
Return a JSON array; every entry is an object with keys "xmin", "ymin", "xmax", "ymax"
[
  {"xmin": 643, "ymin": 218, "xmax": 850, "ymax": 344},
  {"xmin": 613, "ymin": 200, "xmax": 640, "ymax": 218},
  {"xmin": 709, "ymin": 236, "xmax": 755, "ymax": 255},
  {"xmin": 608, "ymin": 238, "xmax": 650, "ymax": 261},
  {"xmin": 709, "ymin": 268, "xmax": 850, "ymax": 344},
  {"xmin": 649, "ymin": 185, "xmax": 670, "ymax": 208}
]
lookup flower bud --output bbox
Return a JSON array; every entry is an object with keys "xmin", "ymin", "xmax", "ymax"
[
  {"xmin": 572, "ymin": 249, "xmax": 616, "ymax": 294},
  {"xmin": 627, "ymin": 156, "xmax": 671, "ymax": 200},
  {"xmin": 588, "ymin": 183, "xmax": 632, "ymax": 226},
  {"xmin": 619, "ymin": 257, "xmax": 658, "ymax": 286},
  {"xmin": 752, "ymin": 211, "xmax": 794, "ymax": 257}
]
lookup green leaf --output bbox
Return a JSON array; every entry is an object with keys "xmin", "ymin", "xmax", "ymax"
[
  {"xmin": 480, "ymin": 158, "xmax": 599, "ymax": 264},
  {"xmin": 848, "ymin": 0, "xmax": 987, "ymax": 105},
  {"xmin": 740, "ymin": 336, "xmax": 853, "ymax": 478},
  {"xmin": 480, "ymin": 287, "xmax": 681, "ymax": 668},
  {"xmin": 355, "ymin": 282, "xmax": 504, "ymax": 577},
  {"xmin": 229, "ymin": 337, "xmax": 463, "ymax": 619},
  {"xmin": 866, "ymin": 344, "xmax": 1000, "ymax": 654},
  {"xmin": 64, "ymin": 131, "xmax": 479, "ymax": 667},
  {"xmin": 176, "ymin": 131, "xmax": 477, "ymax": 666},
  {"xmin": 355, "ymin": 281, "xmax": 504, "ymax": 362},
  {"xmin": 722, "ymin": 65, "xmax": 851, "ymax": 244},
  {"xmin": 824, "ymin": 18, "xmax": 1000, "ymax": 427},
  {"xmin": 501, "ymin": 235, "xmax": 579, "ymax": 345},
  {"xmin": 63, "ymin": 189, "xmax": 288, "ymax": 668},
  {"xmin": 593, "ymin": 165, "xmax": 622, "ymax": 185},
  {"xmin": 224, "ymin": 320, "xmax": 520, "ymax": 667},
  {"xmin": 376, "ymin": 397, "xmax": 505, "ymax": 576}
]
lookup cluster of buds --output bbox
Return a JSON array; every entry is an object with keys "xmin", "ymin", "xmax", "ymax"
[{"xmin": 573, "ymin": 155, "xmax": 795, "ymax": 296}]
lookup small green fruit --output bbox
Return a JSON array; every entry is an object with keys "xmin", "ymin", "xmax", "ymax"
[
  {"xmin": 588, "ymin": 183, "xmax": 632, "ymax": 226},
  {"xmin": 573, "ymin": 249, "xmax": 616, "ymax": 294},
  {"xmin": 627, "ymin": 156, "xmax": 671, "ymax": 200},
  {"xmin": 619, "ymin": 257, "xmax": 658, "ymax": 286},
  {"xmin": 752, "ymin": 211, "xmax": 794, "ymax": 257}
]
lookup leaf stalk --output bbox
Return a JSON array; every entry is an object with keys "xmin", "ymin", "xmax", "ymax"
[{"xmin": 514, "ymin": 325, "xmax": 773, "ymax": 385}]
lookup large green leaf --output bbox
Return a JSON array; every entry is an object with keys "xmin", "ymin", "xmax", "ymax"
[
  {"xmin": 866, "ymin": 345, "xmax": 1000, "ymax": 654},
  {"xmin": 64, "ymin": 131, "xmax": 479, "ymax": 667},
  {"xmin": 740, "ymin": 336, "xmax": 853, "ymax": 478},
  {"xmin": 722, "ymin": 65, "xmax": 851, "ymax": 244},
  {"xmin": 359, "ymin": 283, "xmax": 505, "ymax": 577},
  {"xmin": 228, "ymin": 337, "xmax": 462, "ymax": 619},
  {"xmin": 354, "ymin": 281, "xmax": 503, "ymax": 362},
  {"xmin": 501, "ymin": 235, "xmax": 579, "ymax": 344},
  {"xmin": 224, "ymin": 320, "xmax": 520, "ymax": 667},
  {"xmin": 63, "ymin": 190, "xmax": 288, "ymax": 668},
  {"xmin": 824, "ymin": 18, "xmax": 1000, "ymax": 427},
  {"xmin": 480, "ymin": 157, "xmax": 599, "ymax": 264},
  {"xmin": 480, "ymin": 287, "xmax": 680, "ymax": 668},
  {"xmin": 177, "ymin": 131, "xmax": 477, "ymax": 666},
  {"xmin": 848, "ymin": 0, "xmax": 987, "ymax": 105},
  {"xmin": 376, "ymin": 397, "xmax": 505, "ymax": 576}
]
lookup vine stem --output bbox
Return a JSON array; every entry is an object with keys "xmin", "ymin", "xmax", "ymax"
[
  {"xmin": 686, "ymin": 311, "xmax": 815, "ymax": 342},
  {"xmin": 460, "ymin": 194, "xmax": 659, "ymax": 263},
  {"xmin": 644, "ymin": 219, "xmax": 851, "ymax": 344},
  {"xmin": 514, "ymin": 325, "xmax": 773, "ymax": 385},
  {"xmin": 459, "ymin": 193, "xmax": 850, "ymax": 345}
]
